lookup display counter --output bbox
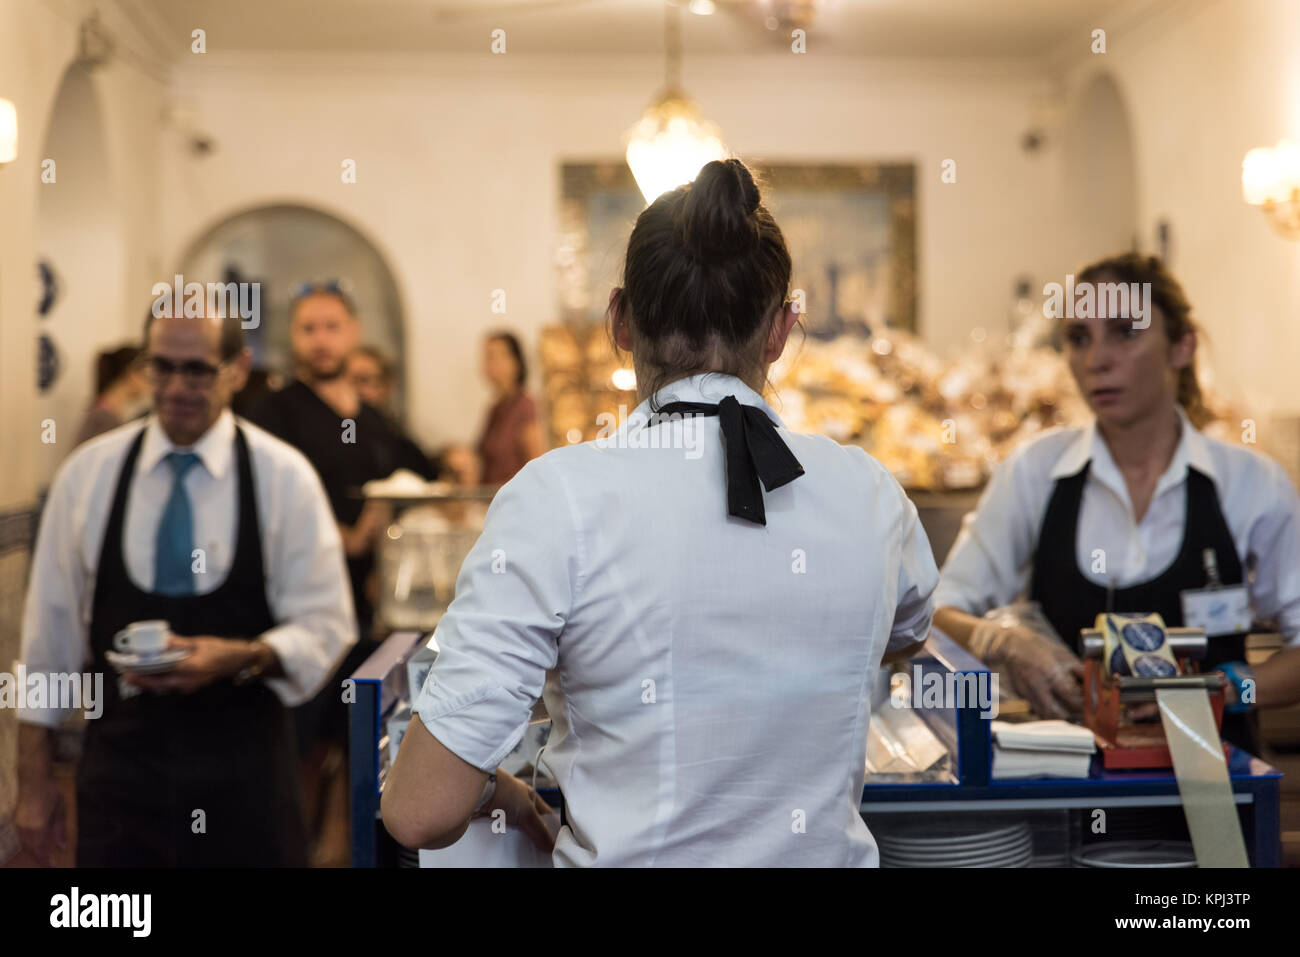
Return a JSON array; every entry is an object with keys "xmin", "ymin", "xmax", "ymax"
[
  {"xmin": 860, "ymin": 630, "xmax": 1281, "ymax": 867},
  {"xmin": 348, "ymin": 628, "xmax": 1281, "ymax": 867}
]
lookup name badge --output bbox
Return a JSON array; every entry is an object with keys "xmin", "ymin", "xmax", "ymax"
[{"xmin": 1180, "ymin": 584, "xmax": 1251, "ymax": 637}]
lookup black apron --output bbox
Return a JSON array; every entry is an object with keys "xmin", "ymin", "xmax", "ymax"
[
  {"xmin": 76, "ymin": 423, "xmax": 309, "ymax": 866},
  {"xmin": 1029, "ymin": 462, "xmax": 1261, "ymax": 754}
]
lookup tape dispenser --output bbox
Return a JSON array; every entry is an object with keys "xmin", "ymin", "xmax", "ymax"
[{"xmin": 1081, "ymin": 612, "xmax": 1227, "ymax": 770}]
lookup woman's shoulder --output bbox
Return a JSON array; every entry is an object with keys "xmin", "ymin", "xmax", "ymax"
[
  {"xmin": 490, "ymin": 391, "xmax": 537, "ymax": 423},
  {"xmin": 780, "ymin": 431, "xmax": 912, "ymax": 505},
  {"xmin": 513, "ymin": 392, "xmax": 538, "ymax": 417},
  {"xmin": 1198, "ymin": 425, "xmax": 1297, "ymax": 498},
  {"xmin": 1006, "ymin": 422, "xmax": 1087, "ymax": 467}
]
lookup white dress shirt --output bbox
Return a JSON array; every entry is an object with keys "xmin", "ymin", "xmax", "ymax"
[
  {"xmin": 935, "ymin": 406, "xmax": 1300, "ymax": 647},
  {"xmin": 413, "ymin": 373, "xmax": 938, "ymax": 867},
  {"xmin": 19, "ymin": 409, "xmax": 357, "ymax": 726}
]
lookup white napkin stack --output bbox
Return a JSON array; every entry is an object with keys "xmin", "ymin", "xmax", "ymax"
[{"xmin": 991, "ymin": 720, "xmax": 1097, "ymax": 780}]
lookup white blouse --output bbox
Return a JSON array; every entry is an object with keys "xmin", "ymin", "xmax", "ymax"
[
  {"xmin": 413, "ymin": 373, "xmax": 938, "ymax": 867},
  {"xmin": 935, "ymin": 406, "xmax": 1300, "ymax": 647}
]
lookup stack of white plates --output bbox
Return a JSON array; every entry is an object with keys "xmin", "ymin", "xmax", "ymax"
[
  {"xmin": 1074, "ymin": 841, "xmax": 1196, "ymax": 868},
  {"xmin": 878, "ymin": 821, "xmax": 1033, "ymax": 868}
]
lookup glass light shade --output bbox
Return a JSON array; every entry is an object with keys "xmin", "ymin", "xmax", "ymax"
[
  {"xmin": 1273, "ymin": 139, "xmax": 1300, "ymax": 195},
  {"xmin": 624, "ymin": 90, "xmax": 727, "ymax": 204},
  {"xmin": 0, "ymin": 99, "xmax": 17, "ymax": 164},
  {"xmin": 1242, "ymin": 147, "xmax": 1278, "ymax": 206}
]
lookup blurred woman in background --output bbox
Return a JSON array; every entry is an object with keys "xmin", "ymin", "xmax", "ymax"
[
  {"xmin": 476, "ymin": 331, "xmax": 543, "ymax": 484},
  {"xmin": 75, "ymin": 345, "xmax": 150, "ymax": 445}
]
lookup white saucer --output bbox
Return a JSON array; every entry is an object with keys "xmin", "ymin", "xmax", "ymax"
[
  {"xmin": 1074, "ymin": 841, "xmax": 1196, "ymax": 868},
  {"xmin": 105, "ymin": 648, "xmax": 192, "ymax": 674}
]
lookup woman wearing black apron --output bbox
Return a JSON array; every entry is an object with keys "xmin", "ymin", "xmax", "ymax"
[{"xmin": 933, "ymin": 253, "xmax": 1300, "ymax": 756}]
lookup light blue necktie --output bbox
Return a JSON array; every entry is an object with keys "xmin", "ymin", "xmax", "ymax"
[{"xmin": 154, "ymin": 451, "xmax": 201, "ymax": 595}]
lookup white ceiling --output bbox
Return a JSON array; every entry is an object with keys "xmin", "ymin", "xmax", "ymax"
[{"xmin": 121, "ymin": 0, "xmax": 1142, "ymax": 59}]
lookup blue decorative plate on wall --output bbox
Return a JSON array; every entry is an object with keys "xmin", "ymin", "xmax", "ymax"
[
  {"xmin": 37, "ymin": 260, "xmax": 59, "ymax": 318},
  {"xmin": 38, "ymin": 334, "xmax": 60, "ymax": 393}
]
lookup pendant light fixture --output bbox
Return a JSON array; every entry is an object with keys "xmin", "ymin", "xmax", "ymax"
[{"xmin": 623, "ymin": 1, "xmax": 727, "ymax": 204}]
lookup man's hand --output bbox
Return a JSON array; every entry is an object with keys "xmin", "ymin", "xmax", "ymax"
[
  {"xmin": 15, "ymin": 774, "xmax": 66, "ymax": 866},
  {"xmin": 484, "ymin": 769, "xmax": 558, "ymax": 853},
  {"xmin": 341, "ymin": 501, "xmax": 392, "ymax": 558},
  {"xmin": 124, "ymin": 635, "xmax": 255, "ymax": 694}
]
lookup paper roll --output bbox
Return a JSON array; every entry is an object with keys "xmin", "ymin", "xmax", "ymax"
[
  {"xmin": 1156, "ymin": 687, "xmax": 1249, "ymax": 867},
  {"xmin": 1097, "ymin": 612, "xmax": 1179, "ymax": 678}
]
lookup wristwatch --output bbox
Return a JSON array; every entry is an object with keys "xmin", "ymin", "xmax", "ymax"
[
  {"xmin": 472, "ymin": 772, "xmax": 497, "ymax": 817},
  {"xmin": 234, "ymin": 642, "xmax": 267, "ymax": 686},
  {"xmin": 1216, "ymin": 661, "xmax": 1255, "ymax": 714}
]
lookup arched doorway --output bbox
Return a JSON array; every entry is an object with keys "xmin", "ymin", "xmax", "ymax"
[
  {"xmin": 176, "ymin": 205, "xmax": 408, "ymax": 418},
  {"xmin": 36, "ymin": 64, "xmax": 124, "ymax": 485},
  {"xmin": 1063, "ymin": 72, "xmax": 1139, "ymax": 269}
]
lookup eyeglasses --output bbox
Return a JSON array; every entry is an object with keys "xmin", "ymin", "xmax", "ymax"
[{"xmin": 141, "ymin": 355, "xmax": 227, "ymax": 388}]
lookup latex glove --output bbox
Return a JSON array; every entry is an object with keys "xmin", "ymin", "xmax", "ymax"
[{"xmin": 969, "ymin": 619, "xmax": 1084, "ymax": 720}]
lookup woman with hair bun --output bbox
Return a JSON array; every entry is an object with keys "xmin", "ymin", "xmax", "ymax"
[
  {"xmin": 383, "ymin": 158, "xmax": 939, "ymax": 866},
  {"xmin": 934, "ymin": 253, "xmax": 1300, "ymax": 754}
]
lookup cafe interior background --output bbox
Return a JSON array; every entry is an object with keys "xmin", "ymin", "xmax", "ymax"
[{"xmin": 1, "ymin": 0, "xmax": 1300, "ymax": 866}]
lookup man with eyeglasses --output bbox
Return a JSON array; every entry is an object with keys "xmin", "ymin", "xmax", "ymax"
[{"xmin": 14, "ymin": 307, "xmax": 356, "ymax": 866}]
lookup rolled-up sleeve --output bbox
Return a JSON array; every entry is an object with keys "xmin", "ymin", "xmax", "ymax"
[
  {"xmin": 1245, "ymin": 459, "xmax": 1300, "ymax": 648},
  {"xmin": 933, "ymin": 450, "xmax": 1039, "ymax": 616},
  {"xmin": 260, "ymin": 454, "xmax": 357, "ymax": 706},
  {"xmin": 413, "ymin": 455, "xmax": 579, "ymax": 772},
  {"xmin": 18, "ymin": 462, "xmax": 91, "ymax": 728},
  {"xmin": 888, "ymin": 477, "xmax": 939, "ymax": 652}
]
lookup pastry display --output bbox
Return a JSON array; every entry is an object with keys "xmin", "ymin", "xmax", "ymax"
[{"xmin": 539, "ymin": 322, "xmax": 1243, "ymax": 490}]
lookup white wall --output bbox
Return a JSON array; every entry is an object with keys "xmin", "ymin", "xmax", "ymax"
[
  {"xmin": 0, "ymin": 0, "xmax": 167, "ymax": 510},
  {"xmin": 0, "ymin": 0, "xmax": 167, "ymax": 840},
  {"xmin": 160, "ymin": 52, "xmax": 1063, "ymax": 448},
  {"xmin": 1059, "ymin": 0, "xmax": 1300, "ymax": 425},
  {"xmin": 8, "ymin": 0, "xmax": 1295, "ymax": 473}
]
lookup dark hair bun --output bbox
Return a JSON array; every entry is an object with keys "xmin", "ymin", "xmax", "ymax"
[{"xmin": 674, "ymin": 158, "xmax": 763, "ymax": 263}]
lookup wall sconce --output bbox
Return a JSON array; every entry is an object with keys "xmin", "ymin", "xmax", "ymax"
[
  {"xmin": 1242, "ymin": 139, "xmax": 1300, "ymax": 238},
  {"xmin": 0, "ymin": 98, "xmax": 17, "ymax": 164}
]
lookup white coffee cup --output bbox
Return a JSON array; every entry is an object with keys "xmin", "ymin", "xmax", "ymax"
[{"xmin": 113, "ymin": 620, "xmax": 171, "ymax": 658}]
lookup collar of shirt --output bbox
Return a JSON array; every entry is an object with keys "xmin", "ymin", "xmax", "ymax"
[
  {"xmin": 626, "ymin": 372, "xmax": 787, "ymax": 430},
  {"xmin": 137, "ymin": 407, "xmax": 236, "ymax": 481},
  {"xmin": 1048, "ymin": 404, "xmax": 1218, "ymax": 510}
]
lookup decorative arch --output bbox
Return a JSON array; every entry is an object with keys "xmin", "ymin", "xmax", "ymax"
[
  {"xmin": 35, "ymin": 63, "xmax": 124, "ymax": 484},
  {"xmin": 1063, "ymin": 71, "xmax": 1140, "ymax": 268},
  {"xmin": 175, "ymin": 202, "xmax": 409, "ymax": 416}
]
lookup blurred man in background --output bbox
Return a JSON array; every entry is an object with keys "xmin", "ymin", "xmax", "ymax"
[{"xmin": 248, "ymin": 283, "xmax": 436, "ymax": 864}]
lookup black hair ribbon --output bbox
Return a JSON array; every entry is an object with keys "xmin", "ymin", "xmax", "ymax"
[{"xmin": 656, "ymin": 395, "xmax": 805, "ymax": 526}]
